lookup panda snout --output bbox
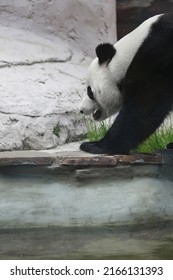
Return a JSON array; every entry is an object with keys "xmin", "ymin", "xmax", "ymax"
[{"xmin": 80, "ymin": 97, "xmax": 98, "ymax": 116}]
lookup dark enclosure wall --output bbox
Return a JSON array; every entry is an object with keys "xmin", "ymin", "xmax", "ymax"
[{"xmin": 117, "ymin": 0, "xmax": 173, "ymax": 39}]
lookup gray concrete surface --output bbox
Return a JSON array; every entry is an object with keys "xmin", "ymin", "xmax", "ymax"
[{"xmin": 0, "ymin": 165, "xmax": 172, "ymax": 229}]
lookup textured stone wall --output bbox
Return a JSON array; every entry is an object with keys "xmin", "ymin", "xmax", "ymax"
[
  {"xmin": 0, "ymin": 1, "xmax": 117, "ymax": 151},
  {"xmin": 0, "ymin": 0, "xmax": 117, "ymax": 56}
]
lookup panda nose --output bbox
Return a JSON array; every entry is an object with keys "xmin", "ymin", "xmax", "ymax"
[{"xmin": 80, "ymin": 110, "xmax": 84, "ymax": 114}]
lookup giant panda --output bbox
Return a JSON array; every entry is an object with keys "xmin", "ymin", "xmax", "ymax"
[{"xmin": 80, "ymin": 13, "xmax": 173, "ymax": 155}]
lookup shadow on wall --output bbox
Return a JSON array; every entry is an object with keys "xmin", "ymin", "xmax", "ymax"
[{"xmin": 117, "ymin": 0, "xmax": 173, "ymax": 39}]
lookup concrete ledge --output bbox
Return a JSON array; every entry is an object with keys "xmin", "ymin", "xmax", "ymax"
[
  {"xmin": 58, "ymin": 154, "xmax": 162, "ymax": 167},
  {"xmin": 0, "ymin": 151, "xmax": 54, "ymax": 166},
  {"xmin": 0, "ymin": 149, "xmax": 163, "ymax": 167}
]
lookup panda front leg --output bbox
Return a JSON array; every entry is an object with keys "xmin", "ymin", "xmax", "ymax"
[
  {"xmin": 80, "ymin": 104, "xmax": 142, "ymax": 154},
  {"xmin": 80, "ymin": 100, "xmax": 171, "ymax": 155}
]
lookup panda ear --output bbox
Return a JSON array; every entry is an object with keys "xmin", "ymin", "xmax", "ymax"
[{"xmin": 96, "ymin": 43, "xmax": 116, "ymax": 65}]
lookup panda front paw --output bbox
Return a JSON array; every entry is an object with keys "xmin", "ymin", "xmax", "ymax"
[
  {"xmin": 80, "ymin": 141, "xmax": 130, "ymax": 155},
  {"xmin": 80, "ymin": 141, "xmax": 107, "ymax": 154},
  {"xmin": 167, "ymin": 142, "xmax": 173, "ymax": 149}
]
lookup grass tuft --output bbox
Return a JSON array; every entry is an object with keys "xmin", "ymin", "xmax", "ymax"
[
  {"xmin": 86, "ymin": 119, "xmax": 111, "ymax": 142},
  {"xmin": 134, "ymin": 125, "xmax": 173, "ymax": 153},
  {"xmin": 53, "ymin": 125, "xmax": 61, "ymax": 138}
]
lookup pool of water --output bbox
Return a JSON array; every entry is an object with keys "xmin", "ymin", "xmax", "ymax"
[
  {"xmin": 0, "ymin": 159, "xmax": 172, "ymax": 260},
  {"xmin": 0, "ymin": 224, "xmax": 173, "ymax": 259}
]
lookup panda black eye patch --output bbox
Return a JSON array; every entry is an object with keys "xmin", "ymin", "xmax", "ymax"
[{"xmin": 87, "ymin": 86, "xmax": 95, "ymax": 100}]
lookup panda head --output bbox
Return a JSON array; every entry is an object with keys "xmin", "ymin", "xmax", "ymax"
[{"xmin": 80, "ymin": 43, "xmax": 122, "ymax": 121}]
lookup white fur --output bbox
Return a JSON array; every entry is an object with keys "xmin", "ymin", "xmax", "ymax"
[{"xmin": 80, "ymin": 14, "xmax": 162, "ymax": 121}]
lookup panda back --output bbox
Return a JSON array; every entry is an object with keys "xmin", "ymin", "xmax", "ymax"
[
  {"xmin": 125, "ymin": 13, "xmax": 173, "ymax": 83},
  {"xmin": 110, "ymin": 14, "xmax": 162, "ymax": 81}
]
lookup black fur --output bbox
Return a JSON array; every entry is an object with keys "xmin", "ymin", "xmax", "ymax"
[
  {"xmin": 80, "ymin": 14, "xmax": 173, "ymax": 155},
  {"xmin": 87, "ymin": 86, "xmax": 95, "ymax": 100},
  {"xmin": 167, "ymin": 142, "xmax": 173, "ymax": 149},
  {"xmin": 96, "ymin": 43, "xmax": 116, "ymax": 65}
]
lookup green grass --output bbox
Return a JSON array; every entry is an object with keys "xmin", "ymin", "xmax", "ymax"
[
  {"xmin": 86, "ymin": 120, "xmax": 111, "ymax": 142},
  {"xmin": 86, "ymin": 119, "xmax": 173, "ymax": 153},
  {"xmin": 53, "ymin": 125, "xmax": 61, "ymax": 138},
  {"xmin": 135, "ymin": 125, "xmax": 173, "ymax": 153}
]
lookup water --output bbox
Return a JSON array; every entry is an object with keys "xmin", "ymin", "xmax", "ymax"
[
  {"xmin": 0, "ymin": 164, "xmax": 173, "ymax": 259},
  {"xmin": 0, "ymin": 224, "xmax": 173, "ymax": 259}
]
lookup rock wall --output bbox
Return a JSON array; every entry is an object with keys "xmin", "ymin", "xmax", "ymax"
[
  {"xmin": 0, "ymin": 0, "xmax": 116, "ymax": 151},
  {"xmin": 0, "ymin": 0, "xmax": 116, "ymax": 56}
]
